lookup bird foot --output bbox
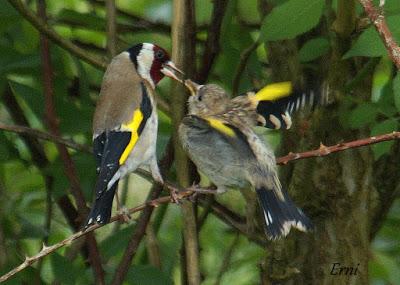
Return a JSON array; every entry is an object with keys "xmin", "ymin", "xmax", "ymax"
[
  {"xmin": 117, "ymin": 206, "xmax": 131, "ymax": 223},
  {"xmin": 165, "ymin": 185, "xmax": 181, "ymax": 204}
]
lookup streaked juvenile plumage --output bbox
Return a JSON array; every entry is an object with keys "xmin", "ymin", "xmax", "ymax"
[{"xmin": 179, "ymin": 80, "xmax": 313, "ymax": 239}]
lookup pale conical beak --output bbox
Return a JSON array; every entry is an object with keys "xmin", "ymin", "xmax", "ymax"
[
  {"xmin": 184, "ymin": 79, "xmax": 202, "ymax": 96},
  {"xmin": 161, "ymin": 61, "xmax": 184, "ymax": 82}
]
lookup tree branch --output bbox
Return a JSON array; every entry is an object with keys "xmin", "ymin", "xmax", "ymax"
[
  {"xmin": 232, "ymin": 41, "xmax": 259, "ymax": 96},
  {"xmin": 213, "ymin": 233, "xmax": 240, "ymax": 285},
  {"xmin": 170, "ymin": 0, "xmax": 200, "ymax": 284},
  {"xmin": 358, "ymin": 0, "xmax": 400, "ymax": 69},
  {"xmin": 276, "ymin": 131, "xmax": 400, "ymax": 165},
  {"xmin": 0, "ymin": 123, "xmax": 91, "ymax": 153},
  {"xmin": 196, "ymin": 0, "xmax": 229, "ymax": 83},
  {"xmin": 90, "ymin": 0, "xmax": 171, "ymax": 33},
  {"xmin": 105, "ymin": 0, "xmax": 117, "ymax": 58},
  {"xmin": 111, "ymin": 140, "xmax": 174, "ymax": 285},
  {"xmin": 2, "ymin": 86, "xmax": 94, "ymax": 263},
  {"xmin": 37, "ymin": 0, "xmax": 104, "ymax": 282},
  {"xmin": 0, "ymin": 186, "xmax": 204, "ymax": 283},
  {"xmin": 7, "ymin": 0, "xmax": 107, "ymax": 69},
  {"xmin": 2, "ymin": 123, "xmax": 399, "ymax": 170},
  {"xmin": 3, "ymin": 129, "xmax": 400, "ymax": 281}
]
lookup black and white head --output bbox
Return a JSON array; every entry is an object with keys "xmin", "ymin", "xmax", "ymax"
[
  {"xmin": 127, "ymin": 43, "xmax": 182, "ymax": 87},
  {"xmin": 184, "ymin": 80, "xmax": 230, "ymax": 116}
]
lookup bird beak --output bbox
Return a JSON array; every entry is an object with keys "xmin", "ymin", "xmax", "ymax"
[
  {"xmin": 184, "ymin": 79, "xmax": 202, "ymax": 96},
  {"xmin": 161, "ymin": 61, "xmax": 184, "ymax": 82}
]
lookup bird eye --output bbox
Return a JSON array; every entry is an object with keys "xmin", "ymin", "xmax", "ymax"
[
  {"xmin": 155, "ymin": 50, "xmax": 164, "ymax": 60},
  {"xmin": 198, "ymin": 95, "xmax": 203, "ymax": 102}
]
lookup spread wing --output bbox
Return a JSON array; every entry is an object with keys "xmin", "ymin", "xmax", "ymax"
[{"xmin": 236, "ymin": 82, "xmax": 317, "ymax": 130}]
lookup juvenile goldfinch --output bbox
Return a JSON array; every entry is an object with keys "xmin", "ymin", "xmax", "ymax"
[
  {"xmin": 179, "ymin": 80, "xmax": 312, "ymax": 239},
  {"xmin": 85, "ymin": 43, "xmax": 182, "ymax": 227}
]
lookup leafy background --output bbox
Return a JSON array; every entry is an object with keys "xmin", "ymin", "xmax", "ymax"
[{"xmin": 0, "ymin": 0, "xmax": 400, "ymax": 284}]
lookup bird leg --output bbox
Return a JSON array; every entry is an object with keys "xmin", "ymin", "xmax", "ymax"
[
  {"xmin": 115, "ymin": 191, "xmax": 131, "ymax": 223},
  {"xmin": 163, "ymin": 183, "xmax": 181, "ymax": 204}
]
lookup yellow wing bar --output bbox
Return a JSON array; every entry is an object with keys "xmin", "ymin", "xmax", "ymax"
[
  {"xmin": 119, "ymin": 109, "xmax": 144, "ymax": 165},
  {"xmin": 255, "ymin": 81, "xmax": 293, "ymax": 102},
  {"xmin": 206, "ymin": 118, "xmax": 235, "ymax": 137}
]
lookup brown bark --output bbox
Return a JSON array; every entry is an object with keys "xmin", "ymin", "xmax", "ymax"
[
  {"xmin": 259, "ymin": 0, "xmax": 400, "ymax": 284},
  {"xmin": 170, "ymin": 0, "xmax": 200, "ymax": 284}
]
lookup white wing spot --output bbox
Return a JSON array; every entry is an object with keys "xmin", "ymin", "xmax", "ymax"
[{"xmin": 269, "ymin": 114, "xmax": 281, "ymax": 129}]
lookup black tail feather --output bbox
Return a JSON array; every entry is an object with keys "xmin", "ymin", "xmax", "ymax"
[
  {"xmin": 85, "ymin": 181, "xmax": 119, "ymax": 228},
  {"xmin": 256, "ymin": 187, "xmax": 313, "ymax": 240}
]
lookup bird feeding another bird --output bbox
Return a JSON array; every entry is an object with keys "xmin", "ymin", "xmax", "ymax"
[{"xmin": 85, "ymin": 43, "xmax": 183, "ymax": 228}]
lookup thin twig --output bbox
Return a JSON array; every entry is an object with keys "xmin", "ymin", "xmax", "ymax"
[
  {"xmin": 171, "ymin": 0, "xmax": 201, "ymax": 283},
  {"xmin": 214, "ymin": 233, "xmax": 240, "ymax": 285},
  {"xmin": 145, "ymin": 221, "xmax": 162, "ymax": 269},
  {"xmin": 2, "ymin": 86, "xmax": 92, "ymax": 264},
  {"xmin": 197, "ymin": 0, "xmax": 229, "ymax": 83},
  {"xmin": 0, "ymin": 187, "xmax": 201, "ymax": 283},
  {"xmin": 2, "ymin": 124, "xmax": 400, "ymax": 171},
  {"xmin": 7, "ymin": 0, "xmax": 107, "ymax": 69},
  {"xmin": 111, "ymin": 140, "xmax": 174, "ymax": 285},
  {"xmin": 277, "ymin": 131, "xmax": 400, "ymax": 164},
  {"xmin": 90, "ymin": 0, "xmax": 171, "ymax": 33},
  {"xmin": 37, "ymin": 1, "xmax": 104, "ymax": 282},
  {"xmin": 232, "ymin": 41, "xmax": 260, "ymax": 96},
  {"xmin": 105, "ymin": 0, "xmax": 117, "ymax": 58},
  {"xmin": 3, "ymin": 130, "xmax": 400, "ymax": 282},
  {"xmin": 0, "ymin": 123, "xmax": 91, "ymax": 153},
  {"xmin": 358, "ymin": 0, "xmax": 400, "ymax": 69}
]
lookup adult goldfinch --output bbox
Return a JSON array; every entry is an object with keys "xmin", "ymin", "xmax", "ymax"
[
  {"xmin": 179, "ymin": 81, "xmax": 313, "ymax": 239},
  {"xmin": 85, "ymin": 43, "xmax": 182, "ymax": 227}
]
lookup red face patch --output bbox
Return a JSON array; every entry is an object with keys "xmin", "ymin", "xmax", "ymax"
[{"xmin": 150, "ymin": 45, "xmax": 171, "ymax": 84}]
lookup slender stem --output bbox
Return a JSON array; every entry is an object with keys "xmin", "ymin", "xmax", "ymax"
[
  {"xmin": 0, "ymin": 123, "xmax": 91, "ymax": 153},
  {"xmin": 37, "ymin": 0, "xmax": 104, "ymax": 282},
  {"xmin": 214, "ymin": 233, "xmax": 240, "ymax": 285},
  {"xmin": 110, "ymin": 140, "xmax": 174, "ymax": 285},
  {"xmin": 359, "ymin": 0, "xmax": 400, "ymax": 69},
  {"xmin": 105, "ymin": 0, "xmax": 117, "ymax": 58},
  {"xmin": 232, "ymin": 41, "xmax": 259, "ymax": 96},
  {"xmin": 276, "ymin": 131, "xmax": 400, "ymax": 165},
  {"xmin": 196, "ymin": 0, "xmax": 229, "ymax": 83},
  {"xmin": 7, "ymin": 0, "xmax": 107, "ymax": 69},
  {"xmin": 171, "ymin": 0, "xmax": 201, "ymax": 284}
]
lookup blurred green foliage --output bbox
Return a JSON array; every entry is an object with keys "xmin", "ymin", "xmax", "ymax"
[{"xmin": 0, "ymin": 0, "xmax": 399, "ymax": 284}]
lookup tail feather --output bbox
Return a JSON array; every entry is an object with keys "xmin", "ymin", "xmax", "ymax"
[
  {"xmin": 256, "ymin": 187, "xmax": 312, "ymax": 239},
  {"xmin": 85, "ymin": 181, "xmax": 119, "ymax": 228}
]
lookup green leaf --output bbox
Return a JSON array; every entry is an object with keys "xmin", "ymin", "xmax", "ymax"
[
  {"xmin": 126, "ymin": 265, "xmax": 173, "ymax": 285},
  {"xmin": 299, "ymin": 37, "xmax": 330, "ymax": 62},
  {"xmin": 370, "ymin": 119, "xmax": 398, "ymax": 160},
  {"xmin": 372, "ymin": 57, "xmax": 392, "ymax": 102},
  {"xmin": 393, "ymin": 72, "xmax": 400, "ymax": 112},
  {"xmin": 57, "ymin": 9, "xmax": 105, "ymax": 31},
  {"xmin": 50, "ymin": 252, "xmax": 83, "ymax": 285},
  {"xmin": 99, "ymin": 225, "xmax": 136, "ymax": 260},
  {"xmin": 344, "ymin": 15, "xmax": 400, "ymax": 58},
  {"xmin": 348, "ymin": 103, "xmax": 378, "ymax": 129},
  {"xmin": 370, "ymin": 250, "xmax": 400, "ymax": 284},
  {"xmin": 260, "ymin": 0, "xmax": 325, "ymax": 42}
]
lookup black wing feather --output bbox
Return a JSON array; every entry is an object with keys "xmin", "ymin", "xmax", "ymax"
[
  {"xmin": 85, "ymin": 82, "xmax": 153, "ymax": 226},
  {"xmin": 251, "ymin": 88, "xmax": 318, "ymax": 130}
]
